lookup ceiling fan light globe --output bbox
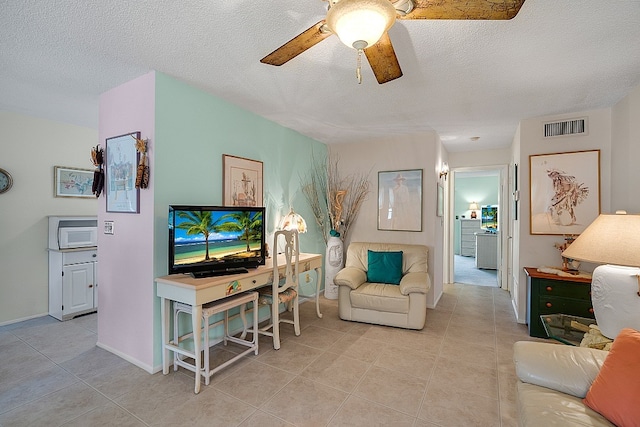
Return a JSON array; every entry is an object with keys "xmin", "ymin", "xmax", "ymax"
[{"xmin": 326, "ymin": 0, "xmax": 396, "ymax": 50}]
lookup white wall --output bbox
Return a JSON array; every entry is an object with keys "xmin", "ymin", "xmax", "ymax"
[
  {"xmin": 611, "ymin": 84, "xmax": 640, "ymax": 214},
  {"xmin": 96, "ymin": 72, "xmax": 156, "ymax": 370},
  {"xmin": 448, "ymin": 148, "xmax": 511, "ymax": 168},
  {"xmin": 329, "ymin": 133, "xmax": 445, "ymax": 308},
  {"xmin": 516, "ymin": 108, "xmax": 612, "ymax": 322},
  {"xmin": 0, "ymin": 111, "xmax": 98, "ymax": 324}
]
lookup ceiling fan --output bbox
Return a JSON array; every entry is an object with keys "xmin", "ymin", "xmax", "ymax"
[{"xmin": 260, "ymin": 0, "xmax": 526, "ymax": 84}]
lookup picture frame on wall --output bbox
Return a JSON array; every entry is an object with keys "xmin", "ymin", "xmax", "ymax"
[
  {"xmin": 529, "ymin": 149, "xmax": 600, "ymax": 235},
  {"xmin": 54, "ymin": 166, "xmax": 94, "ymax": 198},
  {"xmin": 223, "ymin": 154, "xmax": 263, "ymax": 207},
  {"xmin": 105, "ymin": 132, "xmax": 140, "ymax": 213},
  {"xmin": 378, "ymin": 169, "xmax": 423, "ymax": 232}
]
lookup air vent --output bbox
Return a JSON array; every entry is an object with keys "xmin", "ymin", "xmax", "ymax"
[{"xmin": 543, "ymin": 118, "xmax": 587, "ymax": 138}]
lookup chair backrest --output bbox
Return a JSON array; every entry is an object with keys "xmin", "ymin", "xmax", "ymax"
[
  {"xmin": 273, "ymin": 229, "xmax": 300, "ymax": 294},
  {"xmin": 344, "ymin": 242, "xmax": 428, "ymax": 274}
]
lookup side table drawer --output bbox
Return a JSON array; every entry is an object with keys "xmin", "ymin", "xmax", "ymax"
[
  {"xmin": 536, "ymin": 279, "xmax": 591, "ymax": 300},
  {"xmin": 538, "ymin": 296, "xmax": 595, "ymax": 318}
]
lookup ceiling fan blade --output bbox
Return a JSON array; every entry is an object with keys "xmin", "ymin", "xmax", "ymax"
[
  {"xmin": 364, "ymin": 32, "xmax": 403, "ymax": 84},
  {"xmin": 399, "ymin": 0, "xmax": 526, "ymax": 20},
  {"xmin": 260, "ymin": 20, "xmax": 332, "ymax": 66}
]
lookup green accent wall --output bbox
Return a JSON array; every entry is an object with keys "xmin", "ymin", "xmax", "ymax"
[{"xmin": 151, "ymin": 73, "xmax": 327, "ymax": 366}]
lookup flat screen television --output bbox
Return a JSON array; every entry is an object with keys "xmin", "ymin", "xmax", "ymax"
[
  {"xmin": 481, "ymin": 205, "xmax": 498, "ymax": 231},
  {"xmin": 168, "ymin": 205, "xmax": 265, "ymax": 278}
]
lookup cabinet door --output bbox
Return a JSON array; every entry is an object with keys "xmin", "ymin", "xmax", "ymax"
[{"xmin": 62, "ymin": 262, "xmax": 95, "ymax": 315}]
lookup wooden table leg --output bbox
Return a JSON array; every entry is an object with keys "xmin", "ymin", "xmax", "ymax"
[
  {"xmin": 314, "ymin": 266, "xmax": 323, "ymax": 318},
  {"xmin": 191, "ymin": 304, "xmax": 202, "ymax": 394},
  {"xmin": 161, "ymin": 297, "xmax": 170, "ymax": 375}
]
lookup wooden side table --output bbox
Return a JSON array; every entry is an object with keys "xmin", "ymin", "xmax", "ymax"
[{"xmin": 524, "ymin": 267, "xmax": 594, "ymax": 338}]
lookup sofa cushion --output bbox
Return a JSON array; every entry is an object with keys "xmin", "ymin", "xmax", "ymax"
[
  {"xmin": 583, "ymin": 328, "xmax": 640, "ymax": 427},
  {"xmin": 349, "ymin": 283, "xmax": 409, "ymax": 314},
  {"xmin": 517, "ymin": 382, "xmax": 613, "ymax": 427},
  {"xmin": 367, "ymin": 250, "xmax": 403, "ymax": 285}
]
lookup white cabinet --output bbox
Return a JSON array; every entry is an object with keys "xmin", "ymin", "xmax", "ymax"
[
  {"xmin": 49, "ymin": 249, "xmax": 98, "ymax": 320},
  {"xmin": 460, "ymin": 219, "xmax": 481, "ymax": 257},
  {"xmin": 475, "ymin": 232, "xmax": 498, "ymax": 269}
]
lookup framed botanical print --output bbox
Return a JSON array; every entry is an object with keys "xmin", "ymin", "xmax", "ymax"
[
  {"xmin": 54, "ymin": 166, "xmax": 94, "ymax": 198},
  {"xmin": 105, "ymin": 132, "xmax": 140, "ymax": 213},
  {"xmin": 223, "ymin": 154, "xmax": 263, "ymax": 207}
]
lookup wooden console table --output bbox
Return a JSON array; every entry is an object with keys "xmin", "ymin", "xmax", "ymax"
[
  {"xmin": 524, "ymin": 267, "xmax": 594, "ymax": 339},
  {"xmin": 156, "ymin": 252, "xmax": 323, "ymax": 393}
]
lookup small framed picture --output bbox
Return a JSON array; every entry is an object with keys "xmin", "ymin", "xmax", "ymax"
[
  {"xmin": 105, "ymin": 132, "xmax": 140, "ymax": 213},
  {"xmin": 223, "ymin": 154, "xmax": 263, "ymax": 207},
  {"xmin": 54, "ymin": 166, "xmax": 95, "ymax": 198},
  {"xmin": 378, "ymin": 169, "xmax": 423, "ymax": 232}
]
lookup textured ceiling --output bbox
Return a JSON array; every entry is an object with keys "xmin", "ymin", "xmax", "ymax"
[{"xmin": 1, "ymin": 0, "xmax": 639, "ymax": 152}]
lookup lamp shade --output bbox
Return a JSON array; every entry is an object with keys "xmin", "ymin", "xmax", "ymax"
[
  {"xmin": 280, "ymin": 208, "xmax": 307, "ymax": 233},
  {"xmin": 469, "ymin": 202, "xmax": 480, "ymax": 211},
  {"xmin": 326, "ymin": 0, "xmax": 396, "ymax": 50},
  {"xmin": 561, "ymin": 213, "xmax": 640, "ymax": 267}
]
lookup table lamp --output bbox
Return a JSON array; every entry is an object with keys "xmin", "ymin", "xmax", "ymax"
[
  {"xmin": 469, "ymin": 202, "xmax": 480, "ymax": 219},
  {"xmin": 279, "ymin": 208, "xmax": 307, "ymax": 233},
  {"xmin": 561, "ymin": 211, "xmax": 640, "ymax": 338}
]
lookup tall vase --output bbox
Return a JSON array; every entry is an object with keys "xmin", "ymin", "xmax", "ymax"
[{"xmin": 324, "ymin": 235, "xmax": 344, "ymax": 299}]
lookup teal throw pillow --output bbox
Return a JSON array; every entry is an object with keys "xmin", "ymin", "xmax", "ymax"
[{"xmin": 367, "ymin": 250, "xmax": 403, "ymax": 285}]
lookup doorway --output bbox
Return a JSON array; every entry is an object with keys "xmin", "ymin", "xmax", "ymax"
[{"xmin": 451, "ymin": 168, "xmax": 505, "ymax": 287}]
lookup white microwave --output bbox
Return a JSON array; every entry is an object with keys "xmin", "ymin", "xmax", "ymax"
[{"xmin": 58, "ymin": 226, "xmax": 98, "ymax": 249}]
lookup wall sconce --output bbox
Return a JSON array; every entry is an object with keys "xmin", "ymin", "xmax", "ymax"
[{"xmin": 439, "ymin": 162, "xmax": 449, "ymax": 181}]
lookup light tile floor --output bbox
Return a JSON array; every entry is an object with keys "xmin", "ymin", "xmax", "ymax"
[{"xmin": 0, "ymin": 283, "xmax": 546, "ymax": 426}]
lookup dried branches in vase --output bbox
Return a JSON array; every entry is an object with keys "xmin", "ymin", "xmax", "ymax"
[{"xmin": 301, "ymin": 153, "xmax": 370, "ymax": 244}]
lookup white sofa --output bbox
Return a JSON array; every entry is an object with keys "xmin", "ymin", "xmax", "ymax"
[
  {"xmin": 334, "ymin": 242, "xmax": 430, "ymax": 330},
  {"xmin": 514, "ymin": 341, "xmax": 613, "ymax": 426}
]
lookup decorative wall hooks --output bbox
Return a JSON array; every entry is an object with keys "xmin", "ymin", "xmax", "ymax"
[
  {"xmin": 90, "ymin": 145, "xmax": 104, "ymax": 197},
  {"xmin": 132, "ymin": 135, "xmax": 150, "ymax": 189}
]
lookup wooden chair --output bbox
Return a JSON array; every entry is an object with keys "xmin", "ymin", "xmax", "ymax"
[{"xmin": 252, "ymin": 229, "xmax": 301, "ymax": 350}]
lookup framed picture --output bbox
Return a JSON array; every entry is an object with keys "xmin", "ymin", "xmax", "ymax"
[
  {"xmin": 105, "ymin": 132, "xmax": 140, "ymax": 213},
  {"xmin": 529, "ymin": 150, "xmax": 600, "ymax": 235},
  {"xmin": 223, "ymin": 154, "xmax": 263, "ymax": 207},
  {"xmin": 54, "ymin": 166, "xmax": 94, "ymax": 198},
  {"xmin": 436, "ymin": 183, "xmax": 444, "ymax": 217},
  {"xmin": 378, "ymin": 169, "xmax": 423, "ymax": 232}
]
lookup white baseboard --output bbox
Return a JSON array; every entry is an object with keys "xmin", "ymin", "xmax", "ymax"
[
  {"xmin": 96, "ymin": 341, "xmax": 156, "ymax": 374},
  {"xmin": 0, "ymin": 312, "xmax": 49, "ymax": 327}
]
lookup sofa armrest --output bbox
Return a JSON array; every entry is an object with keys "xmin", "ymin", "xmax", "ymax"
[
  {"xmin": 334, "ymin": 267, "xmax": 367, "ymax": 290},
  {"xmin": 513, "ymin": 341, "xmax": 608, "ymax": 398},
  {"xmin": 399, "ymin": 272, "xmax": 430, "ymax": 295}
]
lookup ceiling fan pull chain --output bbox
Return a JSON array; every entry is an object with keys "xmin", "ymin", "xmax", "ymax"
[{"xmin": 356, "ymin": 49, "xmax": 363, "ymax": 84}]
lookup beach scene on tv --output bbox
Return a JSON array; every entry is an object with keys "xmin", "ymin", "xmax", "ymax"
[{"xmin": 172, "ymin": 209, "xmax": 263, "ymax": 266}]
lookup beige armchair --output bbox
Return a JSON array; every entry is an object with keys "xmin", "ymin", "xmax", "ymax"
[{"xmin": 334, "ymin": 242, "xmax": 430, "ymax": 330}]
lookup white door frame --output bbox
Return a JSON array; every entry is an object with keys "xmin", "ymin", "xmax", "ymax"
[{"xmin": 445, "ymin": 164, "xmax": 509, "ymax": 289}]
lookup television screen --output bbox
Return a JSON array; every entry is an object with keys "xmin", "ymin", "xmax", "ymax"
[
  {"xmin": 168, "ymin": 205, "xmax": 265, "ymax": 278},
  {"xmin": 481, "ymin": 205, "xmax": 498, "ymax": 231}
]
